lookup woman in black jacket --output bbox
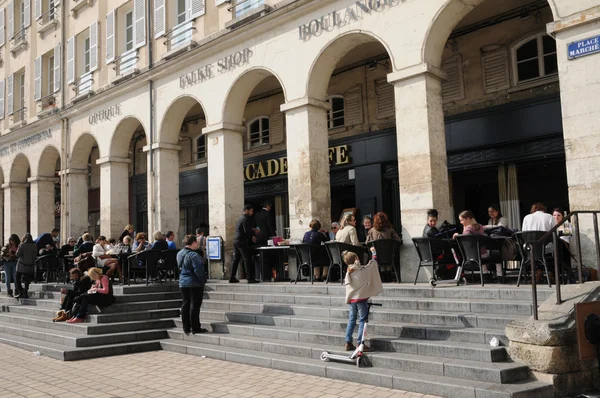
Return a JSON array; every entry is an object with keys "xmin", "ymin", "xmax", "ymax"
[{"xmin": 15, "ymin": 234, "xmax": 38, "ymax": 299}]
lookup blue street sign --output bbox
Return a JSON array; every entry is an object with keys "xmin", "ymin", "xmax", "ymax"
[{"xmin": 568, "ymin": 35, "xmax": 600, "ymax": 60}]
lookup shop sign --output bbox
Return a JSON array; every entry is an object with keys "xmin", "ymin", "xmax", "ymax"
[
  {"xmin": 89, "ymin": 104, "xmax": 122, "ymax": 125},
  {"xmin": 0, "ymin": 129, "xmax": 52, "ymax": 157},
  {"xmin": 568, "ymin": 36, "xmax": 600, "ymax": 60},
  {"xmin": 180, "ymin": 48, "xmax": 254, "ymax": 89},
  {"xmin": 244, "ymin": 144, "xmax": 351, "ymax": 181},
  {"xmin": 298, "ymin": 0, "xmax": 401, "ymax": 41}
]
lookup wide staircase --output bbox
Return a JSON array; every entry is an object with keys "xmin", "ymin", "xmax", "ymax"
[{"xmin": 0, "ymin": 282, "xmax": 556, "ymax": 397}]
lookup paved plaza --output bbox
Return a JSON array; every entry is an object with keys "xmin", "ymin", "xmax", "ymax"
[{"xmin": 0, "ymin": 344, "xmax": 438, "ymax": 398}]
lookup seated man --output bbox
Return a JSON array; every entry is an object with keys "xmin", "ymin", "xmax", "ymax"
[
  {"xmin": 74, "ymin": 233, "xmax": 95, "ymax": 257},
  {"xmin": 52, "ymin": 268, "xmax": 93, "ymax": 322},
  {"xmin": 92, "ymin": 236, "xmax": 121, "ymax": 281}
]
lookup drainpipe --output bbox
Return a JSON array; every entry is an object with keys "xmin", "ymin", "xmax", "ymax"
[
  {"xmin": 146, "ymin": 0, "xmax": 157, "ymax": 232},
  {"xmin": 60, "ymin": 1, "xmax": 69, "ymax": 243}
]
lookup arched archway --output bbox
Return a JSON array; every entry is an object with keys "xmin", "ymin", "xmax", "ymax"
[
  {"xmin": 68, "ymin": 134, "xmax": 101, "ymax": 241},
  {"xmin": 30, "ymin": 146, "xmax": 61, "ymax": 238},
  {"xmin": 5, "ymin": 154, "xmax": 31, "ymax": 238}
]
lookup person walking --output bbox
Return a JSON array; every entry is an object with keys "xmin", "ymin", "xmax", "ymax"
[
  {"xmin": 230, "ymin": 205, "xmax": 258, "ymax": 284},
  {"xmin": 15, "ymin": 234, "xmax": 38, "ymax": 299},
  {"xmin": 177, "ymin": 235, "xmax": 207, "ymax": 335},
  {"xmin": 1, "ymin": 234, "xmax": 20, "ymax": 297}
]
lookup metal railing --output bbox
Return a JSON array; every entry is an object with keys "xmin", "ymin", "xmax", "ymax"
[
  {"xmin": 11, "ymin": 28, "xmax": 27, "ymax": 45},
  {"xmin": 229, "ymin": 0, "xmax": 264, "ymax": 17},
  {"xmin": 165, "ymin": 20, "xmax": 195, "ymax": 52},
  {"xmin": 13, "ymin": 107, "xmax": 26, "ymax": 122},
  {"xmin": 75, "ymin": 72, "xmax": 93, "ymax": 95},
  {"xmin": 525, "ymin": 211, "xmax": 600, "ymax": 320},
  {"xmin": 114, "ymin": 49, "xmax": 138, "ymax": 76},
  {"xmin": 38, "ymin": 5, "xmax": 58, "ymax": 26}
]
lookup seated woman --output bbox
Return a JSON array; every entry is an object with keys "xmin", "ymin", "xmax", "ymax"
[
  {"xmin": 302, "ymin": 220, "xmax": 330, "ymax": 281},
  {"xmin": 552, "ymin": 208, "xmax": 572, "ymax": 277},
  {"xmin": 422, "ymin": 209, "xmax": 440, "ymax": 238},
  {"xmin": 336, "ymin": 215, "xmax": 360, "ymax": 246},
  {"xmin": 92, "ymin": 236, "xmax": 121, "ymax": 281},
  {"xmin": 53, "ymin": 268, "xmax": 93, "ymax": 322},
  {"xmin": 366, "ymin": 212, "xmax": 401, "ymax": 243},
  {"xmin": 67, "ymin": 267, "xmax": 115, "ymax": 323},
  {"xmin": 133, "ymin": 233, "xmax": 150, "ymax": 252},
  {"xmin": 150, "ymin": 231, "xmax": 169, "ymax": 251},
  {"xmin": 484, "ymin": 205, "xmax": 509, "ymax": 230},
  {"xmin": 57, "ymin": 237, "xmax": 76, "ymax": 259}
]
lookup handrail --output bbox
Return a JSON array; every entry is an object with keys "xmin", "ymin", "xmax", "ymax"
[
  {"xmin": 11, "ymin": 28, "xmax": 27, "ymax": 44},
  {"xmin": 524, "ymin": 210, "xmax": 600, "ymax": 320},
  {"xmin": 38, "ymin": 4, "xmax": 59, "ymax": 25}
]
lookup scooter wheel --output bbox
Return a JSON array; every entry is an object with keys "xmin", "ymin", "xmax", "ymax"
[
  {"xmin": 320, "ymin": 352, "xmax": 330, "ymax": 361},
  {"xmin": 429, "ymin": 279, "xmax": 437, "ymax": 287},
  {"xmin": 356, "ymin": 356, "xmax": 362, "ymax": 367},
  {"xmin": 459, "ymin": 277, "xmax": 467, "ymax": 286}
]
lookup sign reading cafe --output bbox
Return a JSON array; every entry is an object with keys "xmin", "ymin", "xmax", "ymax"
[
  {"xmin": 298, "ymin": 0, "xmax": 401, "ymax": 41},
  {"xmin": 180, "ymin": 48, "xmax": 254, "ymax": 89}
]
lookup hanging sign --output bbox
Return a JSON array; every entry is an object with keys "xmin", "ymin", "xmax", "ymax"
[{"xmin": 568, "ymin": 36, "xmax": 600, "ymax": 60}]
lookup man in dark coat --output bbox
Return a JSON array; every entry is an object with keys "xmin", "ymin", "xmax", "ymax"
[
  {"xmin": 230, "ymin": 205, "xmax": 258, "ymax": 284},
  {"xmin": 254, "ymin": 201, "xmax": 276, "ymax": 246}
]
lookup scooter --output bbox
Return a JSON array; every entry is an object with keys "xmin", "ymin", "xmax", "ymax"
[{"xmin": 320, "ymin": 301, "xmax": 383, "ymax": 367}]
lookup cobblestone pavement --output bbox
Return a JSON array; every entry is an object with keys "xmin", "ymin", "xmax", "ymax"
[{"xmin": 0, "ymin": 344, "xmax": 440, "ymax": 398}]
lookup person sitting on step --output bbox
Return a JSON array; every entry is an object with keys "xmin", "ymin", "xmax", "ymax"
[
  {"xmin": 67, "ymin": 267, "xmax": 115, "ymax": 323},
  {"xmin": 53, "ymin": 268, "xmax": 93, "ymax": 322}
]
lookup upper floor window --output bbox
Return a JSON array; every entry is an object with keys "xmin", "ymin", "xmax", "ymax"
[
  {"xmin": 7, "ymin": 0, "xmax": 31, "ymax": 42},
  {"xmin": 67, "ymin": 23, "xmax": 98, "ymax": 95},
  {"xmin": 327, "ymin": 96, "xmax": 345, "ymax": 129},
  {"xmin": 83, "ymin": 36, "xmax": 91, "ymax": 74},
  {"xmin": 233, "ymin": 0, "xmax": 264, "ymax": 18},
  {"xmin": 154, "ymin": 0, "xmax": 205, "ymax": 40},
  {"xmin": 125, "ymin": 11, "xmax": 134, "ymax": 52},
  {"xmin": 106, "ymin": 2, "xmax": 145, "ymax": 73},
  {"xmin": 196, "ymin": 135, "xmax": 206, "ymax": 160},
  {"xmin": 248, "ymin": 117, "xmax": 269, "ymax": 148},
  {"xmin": 177, "ymin": 0, "xmax": 189, "ymax": 24},
  {"xmin": 513, "ymin": 33, "xmax": 557, "ymax": 84}
]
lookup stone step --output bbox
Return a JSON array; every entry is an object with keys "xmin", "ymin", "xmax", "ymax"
[
  {"xmin": 203, "ymin": 282, "xmax": 554, "ymax": 302},
  {"xmin": 0, "ymin": 333, "xmax": 162, "ymax": 361},
  {"xmin": 173, "ymin": 319, "xmax": 506, "ymax": 363},
  {"xmin": 160, "ymin": 339, "xmax": 553, "ymax": 398},
  {"xmin": 0, "ymin": 312, "xmax": 175, "ymax": 334},
  {"xmin": 199, "ymin": 307, "xmax": 523, "ymax": 331},
  {"xmin": 167, "ymin": 329, "xmax": 526, "ymax": 383},
  {"xmin": 0, "ymin": 320, "xmax": 168, "ymax": 347},
  {"xmin": 113, "ymin": 284, "xmax": 180, "ymax": 295},
  {"xmin": 26, "ymin": 298, "xmax": 182, "ymax": 313}
]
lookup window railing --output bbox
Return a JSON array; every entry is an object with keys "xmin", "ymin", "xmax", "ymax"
[
  {"xmin": 165, "ymin": 20, "xmax": 195, "ymax": 52},
  {"xmin": 39, "ymin": 5, "xmax": 58, "ymax": 26},
  {"xmin": 75, "ymin": 71, "xmax": 93, "ymax": 95},
  {"xmin": 115, "ymin": 48, "xmax": 138, "ymax": 76},
  {"xmin": 13, "ymin": 107, "xmax": 26, "ymax": 122},
  {"xmin": 11, "ymin": 28, "xmax": 27, "ymax": 45},
  {"xmin": 229, "ymin": 0, "xmax": 265, "ymax": 18}
]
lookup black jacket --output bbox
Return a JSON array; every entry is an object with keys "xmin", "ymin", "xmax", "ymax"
[
  {"xmin": 254, "ymin": 209, "xmax": 275, "ymax": 245},
  {"xmin": 74, "ymin": 242, "xmax": 94, "ymax": 257},
  {"xmin": 151, "ymin": 239, "xmax": 169, "ymax": 251},
  {"xmin": 73, "ymin": 276, "xmax": 93, "ymax": 294},
  {"xmin": 234, "ymin": 214, "xmax": 255, "ymax": 246}
]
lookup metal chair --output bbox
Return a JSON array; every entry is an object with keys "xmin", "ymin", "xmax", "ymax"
[
  {"xmin": 412, "ymin": 238, "xmax": 456, "ymax": 285},
  {"xmin": 127, "ymin": 250, "xmax": 163, "ymax": 286},
  {"xmin": 455, "ymin": 234, "xmax": 501, "ymax": 286},
  {"xmin": 323, "ymin": 242, "xmax": 366, "ymax": 284},
  {"xmin": 367, "ymin": 239, "xmax": 400, "ymax": 283},
  {"xmin": 160, "ymin": 249, "xmax": 180, "ymax": 282},
  {"xmin": 292, "ymin": 244, "xmax": 328, "ymax": 284},
  {"xmin": 34, "ymin": 254, "xmax": 60, "ymax": 283},
  {"xmin": 513, "ymin": 231, "xmax": 552, "ymax": 287}
]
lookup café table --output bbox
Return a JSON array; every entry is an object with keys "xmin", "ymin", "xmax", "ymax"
[{"xmin": 256, "ymin": 245, "xmax": 291, "ymax": 282}]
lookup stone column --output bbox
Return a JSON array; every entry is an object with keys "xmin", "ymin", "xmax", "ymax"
[
  {"xmin": 281, "ymin": 98, "xmax": 331, "ymax": 240},
  {"xmin": 65, "ymin": 169, "xmax": 89, "ymax": 240},
  {"xmin": 204, "ymin": 123, "xmax": 245, "ymax": 278},
  {"xmin": 146, "ymin": 143, "xmax": 181, "ymax": 241},
  {"xmin": 0, "ymin": 190, "xmax": 3, "ymax": 244},
  {"xmin": 2, "ymin": 182, "xmax": 29, "ymax": 239},
  {"xmin": 28, "ymin": 176, "xmax": 58, "ymax": 238},
  {"xmin": 388, "ymin": 64, "xmax": 451, "ymax": 282},
  {"xmin": 97, "ymin": 157, "xmax": 131, "ymax": 240}
]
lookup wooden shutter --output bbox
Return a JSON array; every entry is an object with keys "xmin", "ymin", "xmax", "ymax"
[
  {"xmin": 441, "ymin": 54, "xmax": 465, "ymax": 103},
  {"xmin": 7, "ymin": 1, "xmax": 13, "ymax": 39},
  {"xmin": 7, "ymin": 74, "xmax": 13, "ymax": 115},
  {"xmin": 190, "ymin": 0, "xmax": 205, "ymax": 19},
  {"xmin": 23, "ymin": 0, "xmax": 30, "ymax": 28},
  {"xmin": 481, "ymin": 47, "xmax": 510, "ymax": 94},
  {"xmin": 106, "ymin": 9, "xmax": 115, "ymax": 63},
  {"xmin": 375, "ymin": 79, "xmax": 395, "ymax": 119},
  {"xmin": 0, "ymin": 8, "xmax": 5, "ymax": 48},
  {"xmin": 67, "ymin": 35, "xmax": 75, "ymax": 84},
  {"xmin": 344, "ymin": 86, "xmax": 363, "ymax": 126},
  {"xmin": 34, "ymin": 56, "xmax": 41, "ymax": 101},
  {"xmin": 179, "ymin": 136, "xmax": 191, "ymax": 166},
  {"xmin": 154, "ymin": 0, "xmax": 165, "ymax": 38},
  {"xmin": 53, "ymin": 43, "xmax": 60, "ymax": 92},
  {"xmin": 89, "ymin": 21, "xmax": 98, "ymax": 72},
  {"xmin": 134, "ymin": 0, "xmax": 145, "ymax": 49},
  {"xmin": 269, "ymin": 112, "xmax": 284, "ymax": 144},
  {"xmin": 34, "ymin": 0, "xmax": 41, "ymax": 20},
  {"xmin": 0, "ymin": 79, "xmax": 5, "ymax": 120}
]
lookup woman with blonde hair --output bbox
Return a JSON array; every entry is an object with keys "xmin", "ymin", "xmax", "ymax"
[
  {"xmin": 119, "ymin": 224, "xmax": 135, "ymax": 244},
  {"xmin": 336, "ymin": 215, "xmax": 360, "ymax": 246},
  {"xmin": 67, "ymin": 267, "xmax": 115, "ymax": 323}
]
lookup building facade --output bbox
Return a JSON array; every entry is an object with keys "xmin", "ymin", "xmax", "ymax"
[{"xmin": 0, "ymin": 0, "xmax": 598, "ymax": 280}]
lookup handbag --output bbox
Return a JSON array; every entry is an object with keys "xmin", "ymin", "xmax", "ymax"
[{"xmin": 74, "ymin": 253, "xmax": 96, "ymax": 272}]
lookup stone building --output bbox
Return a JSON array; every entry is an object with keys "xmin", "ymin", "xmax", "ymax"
[{"xmin": 0, "ymin": 0, "xmax": 598, "ymax": 281}]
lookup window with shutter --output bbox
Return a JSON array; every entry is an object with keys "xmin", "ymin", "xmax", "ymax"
[
  {"xmin": 327, "ymin": 96, "xmax": 344, "ymax": 129},
  {"xmin": 375, "ymin": 80, "xmax": 395, "ymax": 119},
  {"xmin": 481, "ymin": 47, "xmax": 510, "ymax": 94},
  {"xmin": 344, "ymin": 86, "xmax": 363, "ymax": 127},
  {"xmin": 67, "ymin": 36, "xmax": 75, "ymax": 84},
  {"xmin": 0, "ymin": 8, "xmax": 5, "ymax": 48},
  {"xmin": 190, "ymin": 0, "xmax": 205, "ymax": 19},
  {"xmin": 106, "ymin": 9, "xmax": 115, "ymax": 63},
  {"xmin": 7, "ymin": 74, "xmax": 13, "ymax": 115},
  {"xmin": 0, "ymin": 80, "xmax": 5, "ymax": 120},
  {"xmin": 23, "ymin": 0, "xmax": 30, "ymax": 29},
  {"xmin": 268, "ymin": 112, "xmax": 284, "ymax": 144},
  {"xmin": 180, "ymin": 137, "xmax": 191, "ymax": 165},
  {"xmin": 7, "ymin": 1, "xmax": 14, "ymax": 39},
  {"xmin": 34, "ymin": 0, "xmax": 41, "ymax": 20},
  {"xmin": 53, "ymin": 43, "xmax": 60, "ymax": 92},
  {"xmin": 441, "ymin": 54, "xmax": 465, "ymax": 103},
  {"xmin": 154, "ymin": 0, "xmax": 166, "ymax": 38},
  {"xmin": 89, "ymin": 21, "xmax": 98, "ymax": 72},
  {"xmin": 34, "ymin": 56, "xmax": 41, "ymax": 101},
  {"xmin": 134, "ymin": 0, "xmax": 145, "ymax": 49}
]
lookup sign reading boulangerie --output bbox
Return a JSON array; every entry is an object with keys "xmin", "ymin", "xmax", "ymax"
[{"xmin": 298, "ymin": 0, "xmax": 401, "ymax": 41}]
